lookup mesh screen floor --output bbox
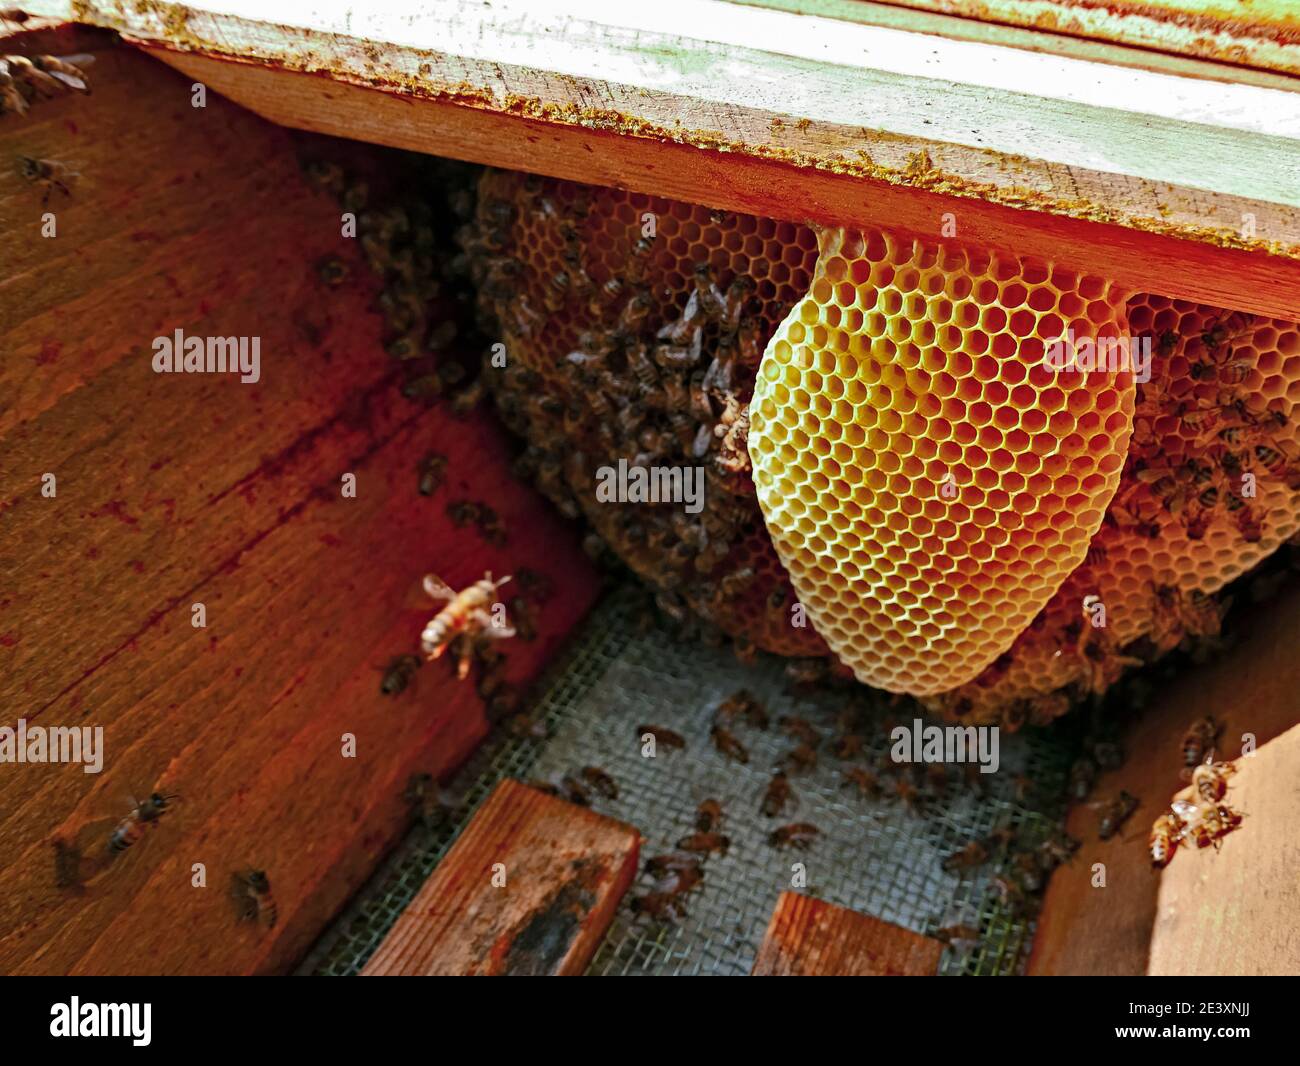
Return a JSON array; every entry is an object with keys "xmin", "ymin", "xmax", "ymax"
[{"xmin": 299, "ymin": 586, "xmax": 1075, "ymax": 976}]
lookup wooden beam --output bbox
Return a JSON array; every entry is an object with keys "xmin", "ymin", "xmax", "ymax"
[
  {"xmin": 0, "ymin": 41, "xmax": 601, "ymax": 974},
  {"xmin": 1028, "ymin": 579, "xmax": 1300, "ymax": 976},
  {"xmin": 750, "ymin": 892, "xmax": 944, "ymax": 975},
  {"xmin": 361, "ymin": 781, "xmax": 641, "ymax": 976},
  {"xmin": 15, "ymin": 0, "xmax": 1300, "ymax": 320}
]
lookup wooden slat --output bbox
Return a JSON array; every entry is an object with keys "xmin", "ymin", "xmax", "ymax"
[
  {"xmin": 0, "ymin": 40, "xmax": 601, "ymax": 974},
  {"xmin": 1028, "ymin": 580, "xmax": 1300, "ymax": 976},
  {"xmin": 751, "ymin": 892, "xmax": 944, "ymax": 975},
  {"xmin": 1148, "ymin": 723, "xmax": 1300, "ymax": 976},
  {"xmin": 15, "ymin": 0, "xmax": 1300, "ymax": 320},
  {"xmin": 362, "ymin": 780, "xmax": 641, "ymax": 976}
]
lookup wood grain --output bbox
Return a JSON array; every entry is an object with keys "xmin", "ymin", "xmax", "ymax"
[
  {"xmin": 16, "ymin": 0, "xmax": 1300, "ymax": 320},
  {"xmin": 361, "ymin": 780, "xmax": 641, "ymax": 976},
  {"xmin": 0, "ymin": 39, "xmax": 600, "ymax": 975},
  {"xmin": 751, "ymin": 892, "xmax": 944, "ymax": 975},
  {"xmin": 1028, "ymin": 580, "xmax": 1300, "ymax": 976},
  {"xmin": 1147, "ymin": 724, "xmax": 1300, "ymax": 976}
]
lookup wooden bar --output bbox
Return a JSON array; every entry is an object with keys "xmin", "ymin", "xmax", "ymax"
[
  {"xmin": 751, "ymin": 892, "xmax": 944, "ymax": 975},
  {"xmin": 0, "ymin": 37, "xmax": 600, "ymax": 975},
  {"xmin": 16, "ymin": 0, "xmax": 1300, "ymax": 320},
  {"xmin": 362, "ymin": 780, "xmax": 641, "ymax": 976},
  {"xmin": 1028, "ymin": 580, "xmax": 1300, "ymax": 976}
]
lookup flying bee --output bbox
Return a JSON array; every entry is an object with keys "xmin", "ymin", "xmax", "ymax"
[
  {"xmin": 580, "ymin": 766, "xmax": 619, "ymax": 800},
  {"xmin": 379, "ymin": 653, "xmax": 421, "ymax": 696},
  {"xmin": 710, "ymin": 725, "xmax": 749, "ymax": 764},
  {"xmin": 418, "ymin": 572, "xmax": 514, "ymax": 675},
  {"xmin": 637, "ymin": 724, "xmax": 686, "ymax": 751},
  {"xmin": 17, "ymin": 155, "xmax": 77, "ymax": 204},
  {"xmin": 677, "ymin": 831, "xmax": 729, "ymax": 857},
  {"xmin": 1092, "ymin": 790, "xmax": 1139, "ymax": 840},
  {"xmin": 768, "ymin": 823, "xmax": 819, "ymax": 849},
  {"xmin": 109, "ymin": 792, "xmax": 178, "ymax": 855},
  {"xmin": 232, "ymin": 870, "xmax": 278, "ymax": 928},
  {"xmin": 695, "ymin": 799, "xmax": 723, "ymax": 832},
  {"xmin": 761, "ymin": 772, "xmax": 796, "ymax": 817}
]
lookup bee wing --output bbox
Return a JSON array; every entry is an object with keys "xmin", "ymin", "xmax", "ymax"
[
  {"xmin": 1170, "ymin": 799, "xmax": 1201, "ymax": 820},
  {"xmin": 422, "ymin": 573, "xmax": 456, "ymax": 602}
]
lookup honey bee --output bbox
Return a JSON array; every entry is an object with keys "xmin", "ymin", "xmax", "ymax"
[
  {"xmin": 652, "ymin": 862, "xmax": 705, "ymax": 897},
  {"xmin": 1035, "ymin": 831, "xmax": 1080, "ymax": 872},
  {"xmin": 941, "ymin": 839, "xmax": 990, "ymax": 874},
  {"xmin": 780, "ymin": 742, "xmax": 818, "ymax": 774},
  {"xmin": 17, "ymin": 155, "xmax": 77, "ymax": 204},
  {"xmin": 1195, "ymin": 802, "xmax": 1243, "ymax": 848},
  {"xmin": 1149, "ymin": 802, "xmax": 1197, "ymax": 870},
  {"xmin": 232, "ymin": 870, "xmax": 278, "ymax": 928},
  {"xmin": 831, "ymin": 734, "xmax": 865, "ymax": 759},
  {"xmin": 419, "ymin": 573, "xmax": 514, "ymax": 675},
  {"xmin": 403, "ymin": 772, "xmax": 452, "ymax": 829},
  {"xmin": 630, "ymin": 891, "xmax": 688, "ymax": 921},
  {"xmin": 932, "ymin": 924, "xmax": 981, "ymax": 947},
  {"xmin": 637, "ymin": 724, "xmax": 686, "ymax": 750},
  {"xmin": 1181, "ymin": 715, "xmax": 1222, "ymax": 768},
  {"xmin": 710, "ymin": 725, "xmax": 749, "ymax": 764},
  {"xmin": 777, "ymin": 715, "xmax": 820, "ymax": 746},
  {"xmin": 695, "ymin": 799, "xmax": 723, "ymax": 832},
  {"xmin": 1235, "ymin": 503, "xmax": 1264, "ymax": 543},
  {"xmin": 892, "ymin": 776, "xmax": 925, "ymax": 815},
  {"xmin": 714, "ymin": 689, "xmax": 768, "ymax": 730},
  {"xmin": 580, "ymin": 766, "xmax": 619, "ymax": 799},
  {"xmin": 1187, "ymin": 755, "xmax": 1235, "ymax": 804},
  {"xmin": 644, "ymin": 853, "xmax": 703, "ymax": 878},
  {"xmin": 1093, "ymin": 789, "xmax": 1139, "ymax": 840},
  {"xmin": 842, "ymin": 766, "xmax": 880, "ymax": 800},
  {"xmin": 1011, "ymin": 851, "xmax": 1044, "ymax": 894},
  {"xmin": 1068, "ymin": 754, "xmax": 1097, "ymax": 801},
  {"xmin": 379, "ymin": 653, "xmax": 421, "ymax": 696},
  {"xmin": 553, "ymin": 774, "xmax": 591, "ymax": 807},
  {"xmin": 676, "ymin": 831, "xmax": 729, "ymax": 857},
  {"xmin": 761, "ymin": 772, "xmax": 796, "ymax": 817},
  {"xmin": 109, "ymin": 792, "xmax": 178, "ymax": 855},
  {"xmin": 767, "ymin": 823, "xmax": 819, "ymax": 849}
]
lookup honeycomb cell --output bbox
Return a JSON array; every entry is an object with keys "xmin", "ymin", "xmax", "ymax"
[{"xmin": 749, "ymin": 226, "xmax": 1136, "ymax": 695}]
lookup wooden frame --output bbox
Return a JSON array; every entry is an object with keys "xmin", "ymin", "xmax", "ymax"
[{"xmin": 15, "ymin": 0, "xmax": 1300, "ymax": 320}]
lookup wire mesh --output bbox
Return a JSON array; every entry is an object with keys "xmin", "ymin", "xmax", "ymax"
[{"xmin": 298, "ymin": 585, "xmax": 1075, "ymax": 976}]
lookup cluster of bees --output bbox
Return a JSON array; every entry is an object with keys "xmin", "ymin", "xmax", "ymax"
[
  {"xmin": 458, "ymin": 176, "xmax": 814, "ymax": 663},
  {"xmin": 942, "ymin": 823, "xmax": 1081, "ymax": 919},
  {"xmin": 1149, "ymin": 715, "xmax": 1242, "ymax": 868},
  {"xmin": 53, "ymin": 791, "xmax": 277, "ymax": 928},
  {"xmin": 632, "ymin": 798, "xmax": 725, "ymax": 920},
  {"xmin": 0, "ymin": 50, "xmax": 90, "ymax": 116}
]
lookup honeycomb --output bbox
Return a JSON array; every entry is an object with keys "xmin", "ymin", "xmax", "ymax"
[
  {"xmin": 462, "ymin": 170, "xmax": 1300, "ymax": 722},
  {"xmin": 749, "ymin": 227, "xmax": 1135, "ymax": 695}
]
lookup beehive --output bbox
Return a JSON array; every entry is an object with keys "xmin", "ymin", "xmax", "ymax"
[{"xmin": 468, "ymin": 171, "xmax": 1300, "ymax": 723}]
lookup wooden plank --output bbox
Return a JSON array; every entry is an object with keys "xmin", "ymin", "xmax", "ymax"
[
  {"xmin": 0, "ymin": 41, "xmax": 601, "ymax": 974},
  {"xmin": 15, "ymin": 0, "xmax": 1300, "ymax": 320},
  {"xmin": 1148, "ymin": 724, "xmax": 1300, "ymax": 976},
  {"xmin": 361, "ymin": 780, "xmax": 641, "ymax": 976},
  {"xmin": 1028, "ymin": 580, "xmax": 1300, "ymax": 976},
  {"xmin": 872, "ymin": 1, "xmax": 1300, "ymax": 79},
  {"xmin": 750, "ymin": 892, "xmax": 944, "ymax": 975}
]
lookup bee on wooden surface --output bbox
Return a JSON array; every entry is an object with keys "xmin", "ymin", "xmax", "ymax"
[
  {"xmin": 637, "ymin": 724, "xmax": 686, "ymax": 751},
  {"xmin": 767, "ymin": 823, "xmax": 819, "ymax": 850},
  {"xmin": 1093, "ymin": 790, "xmax": 1139, "ymax": 841},
  {"xmin": 760, "ymin": 772, "xmax": 796, "ymax": 817},
  {"xmin": 1149, "ymin": 802, "xmax": 1197, "ymax": 870},
  {"xmin": 416, "ymin": 452, "xmax": 448, "ymax": 496},
  {"xmin": 17, "ymin": 155, "xmax": 77, "ymax": 204},
  {"xmin": 1181, "ymin": 715, "xmax": 1222, "ymax": 768},
  {"xmin": 780, "ymin": 742, "xmax": 818, "ymax": 775},
  {"xmin": 580, "ymin": 766, "xmax": 619, "ymax": 800},
  {"xmin": 1194, "ymin": 802, "xmax": 1243, "ymax": 849},
  {"xmin": 676, "ymin": 831, "xmax": 729, "ymax": 857},
  {"xmin": 630, "ymin": 891, "xmax": 688, "ymax": 921},
  {"xmin": 109, "ymin": 792, "xmax": 178, "ymax": 855},
  {"xmin": 1187, "ymin": 756, "xmax": 1235, "ymax": 804},
  {"xmin": 710, "ymin": 725, "xmax": 749, "ymax": 764},
  {"xmin": 695, "ymin": 798, "xmax": 723, "ymax": 832},
  {"xmin": 232, "ymin": 870, "xmax": 277, "ymax": 928},
  {"xmin": 379, "ymin": 653, "xmax": 421, "ymax": 696},
  {"xmin": 419, "ymin": 572, "xmax": 514, "ymax": 674}
]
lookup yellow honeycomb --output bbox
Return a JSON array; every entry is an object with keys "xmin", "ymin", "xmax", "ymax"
[
  {"xmin": 749, "ymin": 227, "xmax": 1135, "ymax": 695},
  {"xmin": 464, "ymin": 171, "xmax": 1300, "ymax": 722}
]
